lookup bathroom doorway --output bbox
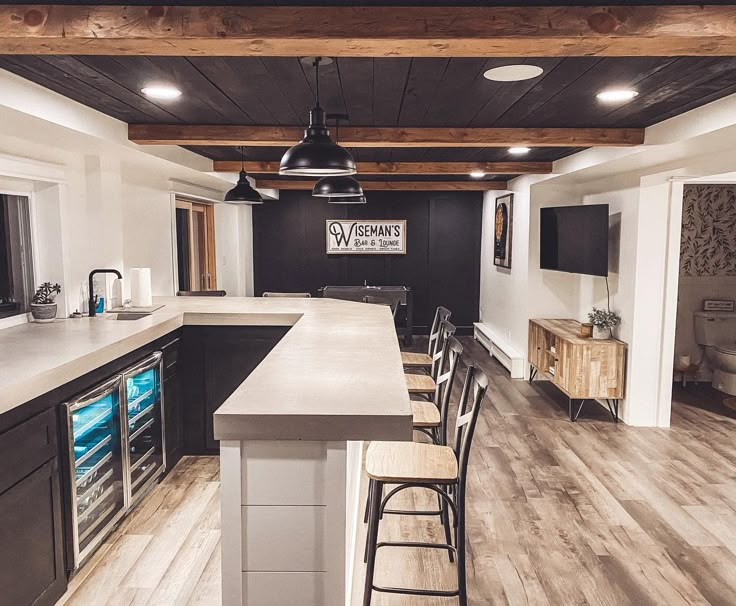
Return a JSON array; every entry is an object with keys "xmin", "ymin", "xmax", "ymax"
[{"xmin": 673, "ymin": 183, "xmax": 736, "ymax": 418}]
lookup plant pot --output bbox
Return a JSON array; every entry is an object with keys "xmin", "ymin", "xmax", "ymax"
[
  {"xmin": 31, "ymin": 303, "xmax": 57, "ymax": 323},
  {"xmin": 592, "ymin": 325, "xmax": 611, "ymax": 340}
]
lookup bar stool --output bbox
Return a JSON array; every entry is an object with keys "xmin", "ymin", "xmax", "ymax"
[
  {"xmin": 401, "ymin": 306, "xmax": 451, "ymax": 373},
  {"xmin": 362, "ymin": 365, "xmax": 489, "ymax": 606},
  {"xmin": 405, "ymin": 320, "xmax": 455, "ymax": 399},
  {"xmin": 262, "ymin": 292, "xmax": 311, "ymax": 298},
  {"xmin": 411, "ymin": 336, "xmax": 463, "ymax": 446}
]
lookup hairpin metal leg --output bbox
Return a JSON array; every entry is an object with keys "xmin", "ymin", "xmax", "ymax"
[
  {"xmin": 606, "ymin": 399, "xmax": 619, "ymax": 423},
  {"xmin": 529, "ymin": 365, "xmax": 538, "ymax": 383},
  {"xmin": 569, "ymin": 398, "xmax": 586, "ymax": 421}
]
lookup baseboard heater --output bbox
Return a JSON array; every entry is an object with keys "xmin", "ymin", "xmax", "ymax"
[{"xmin": 473, "ymin": 322, "xmax": 524, "ymax": 379}]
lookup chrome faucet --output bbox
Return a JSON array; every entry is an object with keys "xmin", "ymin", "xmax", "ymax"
[{"xmin": 88, "ymin": 269, "xmax": 122, "ymax": 317}]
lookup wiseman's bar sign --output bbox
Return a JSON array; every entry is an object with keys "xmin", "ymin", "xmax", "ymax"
[{"xmin": 326, "ymin": 220, "xmax": 406, "ymax": 255}]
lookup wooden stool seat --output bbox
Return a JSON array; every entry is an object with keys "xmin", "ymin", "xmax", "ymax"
[
  {"xmin": 401, "ymin": 351, "xmax": 432, "ymax": 367},
  {"xmin": 405, "ymin": 373, "xmax": 436, "ymax": 394},
  {"xmin": 410, "ymin": 401, "xmax": 440, "ymax": 427},
  {"xmin": 366, "ymin": 441, "xmax": 457, "ymax": 484}
]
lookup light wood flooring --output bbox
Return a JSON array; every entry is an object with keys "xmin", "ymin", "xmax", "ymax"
[{"xmin": 58, "ymin": 337, "xmax": 736, "ymax": 605}]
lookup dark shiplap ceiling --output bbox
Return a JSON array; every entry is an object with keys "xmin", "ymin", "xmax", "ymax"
[
  {"xmin": 2, "ymin": 54, "xmax": 736, "ymax": 170},
  {"xmin": 10, "ymin": 1, "xmax": 736, "ymax": 5}
]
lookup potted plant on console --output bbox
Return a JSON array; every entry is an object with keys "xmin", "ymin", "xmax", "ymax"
[
  {"xmin": 588, "ymin": 307, "xmax": 620, "ymax": 340},
  {"xmin": 31, "ymin": 282, "xmax": 61, "ymax": 323}
]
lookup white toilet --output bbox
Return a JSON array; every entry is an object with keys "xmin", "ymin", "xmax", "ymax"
[{"xmin": 694, "ymin": 311, "xmax": 736, "ymax": 395}]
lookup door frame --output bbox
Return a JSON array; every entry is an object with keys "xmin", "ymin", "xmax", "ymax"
[{"xmin": 174, "ymin": 198, "xmax": 217, "ymax": 291}]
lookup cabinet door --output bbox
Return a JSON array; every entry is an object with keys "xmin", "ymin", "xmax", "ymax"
[
  {"xmin": 0, "ymin": 459, "xmax": 66, "ymax": 606},
  {"xmin": 528, "ymin": 322, "xmax": 545, "ymax": 370},
  {"xmin": 163, "ymin": 371, "xmax": 183, "ymax": 470}
]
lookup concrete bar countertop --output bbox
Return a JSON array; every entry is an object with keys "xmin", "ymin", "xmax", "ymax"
[{"xmin": 0, "ymin": 297, "xmax": 412, "ymax": 441}]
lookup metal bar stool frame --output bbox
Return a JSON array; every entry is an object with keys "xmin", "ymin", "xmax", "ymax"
[
  {"xmin": 364, "ymin": 336, "xmax": 463, "ymax": 530},
  {"xmin": 362, "ymin": 365, "xmax": 489, "ymax": 606},
  {"xmin": 410, "ymin": 319, "xmax": 456, "ymax": 402},
  {"xmin": 403, "ymin": 306, "xmax": 451, "ymax": 374}
]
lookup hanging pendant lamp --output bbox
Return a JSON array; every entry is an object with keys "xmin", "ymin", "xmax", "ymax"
[
  {"xmin": 280, "ymin": 57, "xmax": 356, "ymax": 177},
  {"xmin": 328, "ymin": 194, "xmax": 367, "ymax": 205},
  {"xmin": 224, "ymin": 146, "xmax": 263, "ymax": 204},
  {"xmin": 312, "ymin": 114, "xmax": 364, "ymax": 199}
]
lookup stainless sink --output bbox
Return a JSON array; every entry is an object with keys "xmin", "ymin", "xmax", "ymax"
[{"xmin": 104, "ymin": 312, "xmax": 151, "ymax": 321}]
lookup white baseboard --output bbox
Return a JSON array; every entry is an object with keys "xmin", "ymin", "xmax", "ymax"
[{"xmin": 473, "ymin": 322, "xmax": 525, "ymax": 379}]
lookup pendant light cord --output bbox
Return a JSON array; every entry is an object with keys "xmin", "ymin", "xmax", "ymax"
[
  {"xmin": 313, "ymin": 57, "xmax": 322, "ymax": 109},
  {"xmin": 240, "ymin": 145, "xmax": 245, "ymax": 172}
]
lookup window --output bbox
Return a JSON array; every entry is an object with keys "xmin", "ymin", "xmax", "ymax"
[
  {"xmin": 175, "ymin": 199, "xmax": 217, "ymax": 292},
  {"xmin": 0, "ymin": 194, "xmax": 34, "ymax": 318}
]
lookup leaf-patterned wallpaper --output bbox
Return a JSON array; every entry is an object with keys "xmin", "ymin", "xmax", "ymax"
[{"xmin": 680, "ymin": 185, "xmax": 736, "ymax": 277}]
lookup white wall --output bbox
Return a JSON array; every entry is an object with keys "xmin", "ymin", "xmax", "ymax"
[{"xmin": 0, "ymin": 69, "xmax": 254, "ymax": 314}]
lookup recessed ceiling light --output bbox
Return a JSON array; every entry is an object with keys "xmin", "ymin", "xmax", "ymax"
[
  {"xmin": 596, "ymin": 89, "xmax": 639, "ymax": 103},
  {"xmin": 141, "ymin": 85, "xmax": 182, "ymax": 100},
  {"xmin": 484, "ymin": 65, "xmax": 544, "ymax": 82},
  {"xmin": 508, "ymin": 147, "xmax": 531, "ymax": 155},
  {"xmin": 469, "ymin": 170, "xmax": 486, "ymax": 179}
]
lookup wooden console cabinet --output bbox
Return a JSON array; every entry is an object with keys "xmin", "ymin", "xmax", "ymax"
[{"xmin": 528, "ymin": 319, "xmax": 626, "ymax": 421}]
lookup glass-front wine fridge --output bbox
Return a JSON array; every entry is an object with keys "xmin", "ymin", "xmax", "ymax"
[
  {"xmin": 63, "ymin": 376, "xmax": 126, "ymax": 569},
  {"xmin": 63, "ymin": 351, "xmax": 166, "ymax": 571},
  {"xmin": 122, "ymin": 351, "xmax": 165, "ymax": 507}
]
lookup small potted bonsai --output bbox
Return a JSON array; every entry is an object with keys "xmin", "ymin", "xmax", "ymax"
[
  {"xmin": 31, "ymin": 282, "xmax": 61, "ymax": 323},
  {"xmin": 588, "ymin": 307, "xmax": 620, "ymax": 340}
]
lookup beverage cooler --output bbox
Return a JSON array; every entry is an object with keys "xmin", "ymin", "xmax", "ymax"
[
  {"xmin": 63, "ymin": 351, "xmax": 165, "ymax": 571},
  {"xmin": 123, "ymin": 352, "xmax": 165, "ymax": 507}
]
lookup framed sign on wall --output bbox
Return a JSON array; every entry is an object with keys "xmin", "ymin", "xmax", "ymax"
[
  {"xmin": 493, "ymin": 193, "xmax": 513, "ymax": 269},
  {"xmin": 326, "ymin": 219, "xmax": 406, "ymax": 254}
]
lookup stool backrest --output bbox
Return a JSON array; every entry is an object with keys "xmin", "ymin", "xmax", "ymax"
[
  {"xmin": 427, "ymin": 306, "xmax": 451, "ymax": 357},
  {"xmin": 176, "ymin": 290, "xmax": 226, "ymax": 297},
  {"xmin": 431, "ymin": 319, "xmax": 456, "ymax": 380},
  {"xmin": 434, "ymin": 336, "xmax": 463, "ymax": 446},
  {"xmin": 363, "ymin": 295, "xmax": 399, "ymax": 318},
  {"xmin": 262, "ymin": 292, "xmax": 312, "ymax": 298},
  {"xmin": 452, "ymin": 365, "xmax": 489, "ymax": 496}
]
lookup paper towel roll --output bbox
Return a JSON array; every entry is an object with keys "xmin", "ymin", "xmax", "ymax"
[{"xmin": 130, "ymin": 268, "xmax": 152, "ymax": 307}]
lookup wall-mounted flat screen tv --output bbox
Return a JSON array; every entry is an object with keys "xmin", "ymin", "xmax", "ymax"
[{"xmin": 540, "ymin": 204, "xmax": 609, "ymax": 276}]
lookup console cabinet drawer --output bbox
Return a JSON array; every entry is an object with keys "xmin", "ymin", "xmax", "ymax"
[{"xmin": 0, "ymin": 407, "xmax": 57, "ymax": 494}]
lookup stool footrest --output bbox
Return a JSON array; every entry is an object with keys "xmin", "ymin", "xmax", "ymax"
[
  {"xmin": 383, "ymin": 508, "xmax": 442, "ymax": 517},
  {"xmin": 372, "ymin": 584, "xmax": 460, "ymax": 598},
  {"xmin": 377, "ymin": 540, "xmax": 456, "ymax": 552}
]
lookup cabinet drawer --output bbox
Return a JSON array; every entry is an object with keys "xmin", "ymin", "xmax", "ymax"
[{"xmin": 0, "ymin": 407, "xmax": 57, "ymax": 494}]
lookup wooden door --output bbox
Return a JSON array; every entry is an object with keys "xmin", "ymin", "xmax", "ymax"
[{"xmin": 175, "ymin": 199, "xmax": 217, "ymax": 292}]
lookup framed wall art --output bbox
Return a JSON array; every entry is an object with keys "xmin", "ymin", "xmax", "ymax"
[{"xmin": 493, "ymin": 193, "xmax": 513, "ymax": 269}]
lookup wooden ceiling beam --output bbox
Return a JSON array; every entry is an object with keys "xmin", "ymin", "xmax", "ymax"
[
  {"xmin": 130, "ymin": 125, "xmax": 644, "ymax": 148},
  {"xmin": 214, "ymin": 160, "xmax": 552, "ymax": 175},
  {"xmin": 254, "ymin": 180, "xmax": 507, "ymax": 191},
  {"xmin": 1, "ymin": 6, "xmax": 735, "ymax": 56}
]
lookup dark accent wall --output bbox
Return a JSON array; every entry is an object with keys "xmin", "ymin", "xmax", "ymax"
[{"xmin": 252, "ymin": 190, "xmax": 483, "ymax": 332}]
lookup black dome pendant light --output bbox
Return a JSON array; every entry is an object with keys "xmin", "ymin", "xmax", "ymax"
[
  {"xmin": 280, "ymin": 57, "xmax": 356, "ymax": 177},
  {"xmin": 328, "ymin": 195, "xmax": 366, "ymax": 205},
  {"xmin": 224, "ymin": 146, "xmax": 263, "ymax": 204},
  {"xmin": 312, "ymin": 114, "xmax": 364, "ymax": 201}
]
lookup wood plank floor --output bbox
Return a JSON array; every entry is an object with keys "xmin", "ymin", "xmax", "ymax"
[{"xmin": 57, "ymin": 337, "xmax": 736, "ymax": 605}]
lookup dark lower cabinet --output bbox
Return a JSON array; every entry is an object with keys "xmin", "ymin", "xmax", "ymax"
[
  {"xmin": 180, "ymin": 326, "xmax": 289, "ymax": 453},
  {"xmin": 0, "ymin": 458, "xmax": 66, "ymax": 606},
  {"xmin": 162, "ymin": 336, "xmax": 183, "ymax": 471}
]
